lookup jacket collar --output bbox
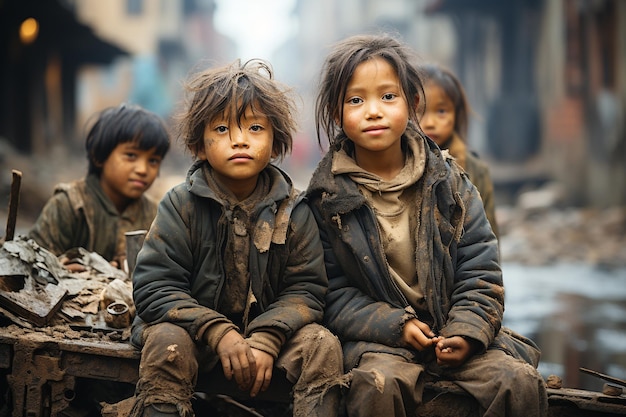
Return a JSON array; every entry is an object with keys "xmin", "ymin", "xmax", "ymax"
[
  {"xmin": 186, "ymin": 159, "xmax": 293, "ymax": 208},
  {"xmin": 307, "ymin": 125, "xmax": 451, "ymax": 214}
]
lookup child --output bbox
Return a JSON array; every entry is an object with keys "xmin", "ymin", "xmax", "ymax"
[
  {"xmin": 28, "ymin": 103, "xmax": 170, "ymax": 270},
  {"xmin": 307, "ymin": 34, "xmax": 547, "ymax": 416},
  {"xmin": 127, "ymin": 59, "xmax": 343, "ymax": 417},
  {"xmin": 418, "ymin": 63, "xmax": 499, "ymax": 237}
]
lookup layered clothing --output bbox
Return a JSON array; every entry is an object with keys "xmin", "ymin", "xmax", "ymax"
[
  {"xmin": 29, "ymin": 174, "xmax": 157, "ymax": 262},
  {"xmin": 129, "ymin": 160, "xmax": 342, "ymax": 417},
  {"xmin": 445, "ymin": 133, "xmax": 499, "ymax": 238},
  {"xmin": 306, "ymin": 126, "xmax": 539, "ymax": 371},
  {"xmin": 132, "ymin": 160, "xmax": 327, "ymax": 353}
]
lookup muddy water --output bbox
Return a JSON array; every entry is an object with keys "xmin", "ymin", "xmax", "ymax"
[{"xmin": 502, "ymin": 262, "xmax": 626, "ymax": 391}]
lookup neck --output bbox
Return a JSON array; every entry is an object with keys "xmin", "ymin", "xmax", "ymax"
[{"xmin": 354, "ymin": 145, "xmax": 405, "ymax": 181}]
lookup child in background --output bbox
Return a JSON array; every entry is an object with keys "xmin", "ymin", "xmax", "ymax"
[
  {"xmin": 28, "ymin": 103, "xmax": 170, "ymax": 270},
  {"xmin": 127, "ymin": 59, "xmax": 342, "ymax": 417},
  {"xmin": 307, "ymin": 34, "xmax": 547, "ymax": 416},
  {"xmin": 418, "ymin": 63, "xmax": 499, "ymax": 237}
]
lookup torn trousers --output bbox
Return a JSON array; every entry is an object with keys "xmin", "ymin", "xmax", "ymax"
[
  {"xmin": 347, "ymin": 349, "xmax": 548, "ymax": 417},
  {"xmin": 129, "ymin": 322, "xmax": 343, "ymax": 417}
]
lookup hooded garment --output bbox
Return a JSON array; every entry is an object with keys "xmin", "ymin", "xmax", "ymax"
[
  {"xmin": 306, "ymin": 125, "xmax": 539, "ymax": 370},
  {"xmin": 131, "ymin": 160, "xmax": 328, "ymax": 359}
]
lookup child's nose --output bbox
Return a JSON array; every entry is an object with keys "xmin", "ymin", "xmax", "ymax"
[
  {"xmin": 135, "ymin": 158, "xmax": 149, "ymax": 174},
  {"xmin": 365, "ymin": 101, "xmax": 382, "ymax": 119},
  {"xmin": 230, "ymin": 129, "xmax": 249, "ymax": 147},
  {"xmin": 420, "ymin": 113, "xmax": 434, "ymax": 128}
]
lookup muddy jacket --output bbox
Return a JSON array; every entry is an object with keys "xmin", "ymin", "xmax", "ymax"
[
  {"xmin": 446, "ymin": 133, "xmax": 499, "ymax": 238},
  {"xmin": 306, "ymin": 127, "xmax": 540, "ymax": 370},
  {"xmin": 131, "ymin": 160, "xmax": 327, "ymax": 352},
  {"xmin": 28, "ymin": 174, "xmax": 157, "ymax": 262}
]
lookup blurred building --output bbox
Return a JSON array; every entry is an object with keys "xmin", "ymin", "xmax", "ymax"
[
  {"xmin": 0, "ymin": 0, "xmax": 235, "ymax": 157},
  {"xmin": 0, "ymin": 0, "xmax": 127, "ymax": 155},
  {"xmin": 286, "ymin": 0, "xmax": 626, "ymax": 207}
]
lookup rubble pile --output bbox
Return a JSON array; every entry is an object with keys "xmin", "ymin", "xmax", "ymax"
[
  {"xmin": 0, "ymin": 236, "xmax": 134, "ymax": 341},
  {"xmin": 498, "ymin": 205, "xmax": 626, "ymax": 268}
]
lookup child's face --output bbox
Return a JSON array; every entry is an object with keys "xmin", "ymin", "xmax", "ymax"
[
  {"xmin": 341, "ymin": 57, "xmax": 409, "ymax": 159},
  {"xmin": 420, "ymin": 83, "xmax": 456, "ymax": 146},
  {"xmin": 199, "ymin": 106, "xmax": 274, "ymax": 200},
  {"xmin": 99, "ymin": 142, "xmax": 163, "ymax": 211}
]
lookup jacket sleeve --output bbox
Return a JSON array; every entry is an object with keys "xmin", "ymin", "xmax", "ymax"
[
  {"xmin": 247, "ymin": 202, "xmax": 327, "ymax": 339},
  {"xmin": 310, "ymin": 201, "xmax": 410, "ymax": 347},
  {"xmin": 28, "ymin": 191, "xmax": 79, "ymax": 256},
  {"xmin": 132, "ymin": 186, "xmax": 232, "ymax": 344},
  {"xmin": 440, "ymin": 175, "xmax": 504, "ymax": 350}
]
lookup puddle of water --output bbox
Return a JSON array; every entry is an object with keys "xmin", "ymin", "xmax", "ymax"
[{"xmin": 502, "ymin": 262, "xmax": 626, "ymax": 390}]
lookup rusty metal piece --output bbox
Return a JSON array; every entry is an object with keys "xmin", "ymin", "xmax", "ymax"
[
  {"xmin": 0, "ymin": 275, "xmax": 67, "ymax": 326},
  {"xmin": 105, "ymin": 300, "xmax": 131, "ymax": 328},
  {"xmin": 603, "ymin": 383, "xmax": 624, "ymax": 397},
  {"xmin": 580, "ymin": 367, "xmax": 626, "ymax": 388},
  {"xmin": 4, "ymin": 169, "xmax": 22, "ymax": 241},
  {"xmin": 125, "ymin": 229, "xmax": 147, "ymax": 276}
]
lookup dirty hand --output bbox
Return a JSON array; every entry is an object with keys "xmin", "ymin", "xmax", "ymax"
[
  {"xmin": 402, "ymin": 318, "xmax": 438, "ymax": 351},
  {"xmin": 216, "ymin": 329, "xmax": 257, "ymax": 391},
  {"xmin": 435, "ymin": 336, "xmax": 478, "ymax": 367},
  {"xmin": 59, "ymin": 255, "xmax": 87, "ymax": 273},
  {"xmin": 249, "ymin": 348, "xmax": 274, "ymax": 397}
]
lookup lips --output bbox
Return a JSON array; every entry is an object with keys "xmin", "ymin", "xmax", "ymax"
[
  {"xmin": 229, "ymin": 153, "xmax": 253, "ymax": 160},
  {"xmin": 364, "ymin": 125, "xmax": 387, "ymax": 133},
  {"xmin": 129, "ymin": 179, "xmax": 147, "ymax": 189}
]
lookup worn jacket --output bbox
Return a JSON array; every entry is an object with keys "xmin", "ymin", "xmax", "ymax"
[
  {"xmin": 28, "ymin": 174, "xmax": 157, "ymax": 262},
  {"xmin": 446, "ymin": 133, "xmax": 499, "ymax": 238},
  {"xmin": 306, "ymin": 126, "xmax": 539, "ymax": 370},
  {"xmin": 131, "ymin": 160, "xmax": 327, "ymax": 355}
]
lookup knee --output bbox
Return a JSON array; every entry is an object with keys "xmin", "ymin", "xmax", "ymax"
[
  {"xmin": 298, "ymin": 324, "xmax": 342, "ymax": 357},
  {"xmin": 141, "ymin": 323, "xmax": 197, "ymax": 365},
  {"xmin": 496, "ymin": 359, "xmax": 545, "ymax": 395}
]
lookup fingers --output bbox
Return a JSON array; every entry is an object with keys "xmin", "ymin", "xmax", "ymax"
[
  {"xmin": 250, "ymin": 365, "xmax": 272, "ymax": 397},
  {"xmin": 435, "ymin": 336, "xmax": 471, "ymax": 367},
  {"xmin": 64, "ymin": 262, "xmax": 87, "ymax": 273},
  {"xmin": 216, "ymin": 331, "xmax": 256, "ymax": 389},
  {"xmin": 230, "ymin": 348, "xmax": 256, "ymax": 390},
  {"xmin": 249, "ymin": 349, "xmax": 274, "ymax": 397},
  {"xmin": 415, "ymin": 320, "xmax": 436, "ymax": 338},
  {"xmin": 402, "ymin": 319, "xmax": 437, "ymax": 351}
]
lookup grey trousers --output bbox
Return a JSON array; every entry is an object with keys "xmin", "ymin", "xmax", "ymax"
[{"xmin": 347, "ymin": 349, "xmax": 548, "ymax": 417}]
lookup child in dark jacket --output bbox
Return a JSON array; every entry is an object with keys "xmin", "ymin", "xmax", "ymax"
[
  {"xmin": 28, "ymin": 103, "xmax": 170, "ymax": 270},
  {"xmin": 306, "ymin": 34, "xmax": 547, "ymax": 417},
  {"xmin": 128, "ymin": 59, "xmax": 343, "ymax": 417}
]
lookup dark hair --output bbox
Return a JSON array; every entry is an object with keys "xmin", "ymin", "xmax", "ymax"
[
  {"xmin": 85, "ymin": 103, "xmax": 170, "ymax": 175},
  {"xmin": 315, "ymin": 33, "xmax": 424, "ymax": 148},
  {"xmin": 419, "ymin": 63, "xmax": 470, "ymax": 140},
  {"xmin": 177, "ymin": 59, "xmax": 296, "ymax": 161}
]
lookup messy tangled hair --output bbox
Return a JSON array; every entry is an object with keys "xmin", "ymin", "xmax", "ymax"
[
  {"xmin": 419, "ymin": 63, "xmax": 470, "ymax": 140},
  {"xmin": 177, "ymin": 59, "xmax": 296, "ymax": 161},
  {"xmin": 85, "ymin": 103, "xmax": 170, "ymax": 176},
  {"xmin": 315, "ymin": 33, "xmax": 424, "ymax": 149}
]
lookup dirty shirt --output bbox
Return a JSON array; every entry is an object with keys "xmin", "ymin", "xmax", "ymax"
[
  {"xmin": 331, "ymin": 137, "xmax": 428, "ymax": 311},
  {"xmin": 28, "ymin": 174, "xmax": 158, "ymax": 262}
]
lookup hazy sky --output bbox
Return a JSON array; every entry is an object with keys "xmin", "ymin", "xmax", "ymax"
[{"xmin": 213, "ymin": 0, "xmax": 298, "ymax": 60}]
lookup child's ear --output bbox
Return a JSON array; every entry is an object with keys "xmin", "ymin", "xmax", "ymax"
[
  {"xmin": 197, "ymin": 146, "xmax": 207, "ymax": 161},
  {"xmin": 413, "ymin": 93, "xmax": 420, "ymax": 110}
]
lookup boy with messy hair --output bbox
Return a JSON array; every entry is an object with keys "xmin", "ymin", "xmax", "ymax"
[{"xmin": 125, "ymin": 59, "xmax": 343, "ymax": 417}]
